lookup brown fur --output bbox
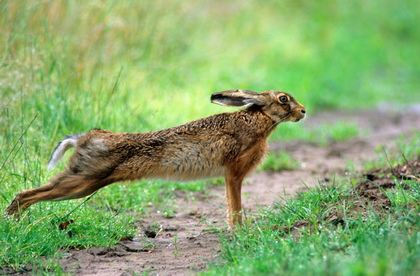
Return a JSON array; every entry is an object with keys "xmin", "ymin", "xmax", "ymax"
[{"xmin": 5, "ymin": 89, "xmax": 305, "ymax": 227}]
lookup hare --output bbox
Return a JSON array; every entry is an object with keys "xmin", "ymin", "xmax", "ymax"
[{"xmin": 5, "ymin": 89, "xmax": 306, "ymax": 227}]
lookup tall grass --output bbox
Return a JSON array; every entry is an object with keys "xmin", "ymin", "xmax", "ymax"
[{"xmin": 1, "ymin": 0, "xmax": 419, "ymax": 273}]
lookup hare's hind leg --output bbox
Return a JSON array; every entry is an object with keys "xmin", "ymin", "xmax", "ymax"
[{"xmin": 5, "ymin": 170, "xmax": 113, "ymax": 217}]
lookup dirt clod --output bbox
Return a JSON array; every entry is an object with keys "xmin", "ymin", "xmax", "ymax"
[{"xmin": 354, "ymin": 156, "xmax": 420, "ymax": 211}]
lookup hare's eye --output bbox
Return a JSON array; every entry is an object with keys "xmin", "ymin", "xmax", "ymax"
[{"xmin": 279, "ymin": 96, "xmax": 288, "ymax": 102}]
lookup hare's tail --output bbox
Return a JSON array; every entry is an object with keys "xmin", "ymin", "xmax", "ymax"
[{"xmin": 47, "ymin": 133, "xmax": 84, "ymax": 170}]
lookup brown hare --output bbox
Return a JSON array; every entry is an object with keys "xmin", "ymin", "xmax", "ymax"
[{"xmin": 6, "ymin": 89, "xmax": 306, "ymax": 227}]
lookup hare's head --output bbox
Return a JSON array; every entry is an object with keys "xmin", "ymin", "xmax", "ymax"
[{"xmin": 211, "ymin": 89, "xmax": 306, "ymax": 123}]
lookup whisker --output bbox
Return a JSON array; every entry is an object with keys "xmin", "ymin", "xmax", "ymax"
[{"xmin": 268, "ymin": 113, "xmax": 291, "ymax": 132}]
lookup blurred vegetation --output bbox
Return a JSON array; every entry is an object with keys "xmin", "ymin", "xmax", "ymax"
[
  {"xmin": 1, "ymin": 0, "xmax": 418, "ymax": 164},
  {"xmin": 1, "ymin": 0, "xmax": 418, "ymax": 133}
]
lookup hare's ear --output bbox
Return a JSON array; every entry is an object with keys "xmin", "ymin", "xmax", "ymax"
[{"xmin": 211, "ymin": 89, "xmax": 266, "ymax": 107}]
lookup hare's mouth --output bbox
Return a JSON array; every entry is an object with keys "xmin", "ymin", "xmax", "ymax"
[{"xmin": 293, "ymin": 114, "xmax": 306, "ymax": 122}]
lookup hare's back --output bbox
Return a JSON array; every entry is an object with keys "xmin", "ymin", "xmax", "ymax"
[{"xmin": 154, "ymin": 135, "xmax": 230, "ymax": 180}]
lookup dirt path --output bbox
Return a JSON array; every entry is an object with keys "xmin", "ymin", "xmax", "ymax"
[{"xmin": 59, "ymin": 107, "xmax": 420, "ymax": 276}]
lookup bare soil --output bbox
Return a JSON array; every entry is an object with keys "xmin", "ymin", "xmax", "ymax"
[{"xmin": 7, "ymin": 107, "xmax": 420, "ymax": 275}]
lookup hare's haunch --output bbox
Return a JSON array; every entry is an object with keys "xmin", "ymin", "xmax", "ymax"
[{"xmin": 6, "ymin": 89, "xmax": 306, "ymax": 227}]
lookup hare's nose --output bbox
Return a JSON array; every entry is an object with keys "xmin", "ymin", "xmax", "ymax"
[{"xmin": 301, "ymin": 109, "xmax": 306, "ymax": 114}]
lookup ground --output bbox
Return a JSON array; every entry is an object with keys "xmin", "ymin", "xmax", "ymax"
[{"xmin": 9, "ymin": 107, "xmax": 420, "ymax": 275}]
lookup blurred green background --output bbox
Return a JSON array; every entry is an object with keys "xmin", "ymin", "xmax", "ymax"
[{"xmin": 1, "ymin": 0, "xmax": 418, "ymax": 139}]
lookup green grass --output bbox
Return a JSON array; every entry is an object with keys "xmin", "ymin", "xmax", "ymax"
[
  {"xmin": 363, "ymin": 134, "xmax": 420, "ymax": 171},
  {"xmin": 259, "ymin": 152, "xmax": 300, "ymax": 172},
  {"xmin": 269, "ymin": 121, "xmax": 361, "ymax": 144},
  {"xmin": 203, "ymin": 136, "xmax": 420, "ymax": 275},
  {"xmin": 203, "ymin": 177, "xmax": 419, "ymax": 276},
  {"xmin": 1, "ymin": 0, "xmax": 419, "ymax": 273}
]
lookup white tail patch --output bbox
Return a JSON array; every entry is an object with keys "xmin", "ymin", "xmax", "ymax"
[{"xmin": 47, "ymin": 134, "xmax": 83, "ymax": 170}]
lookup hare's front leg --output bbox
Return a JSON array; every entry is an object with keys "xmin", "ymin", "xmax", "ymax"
[{"xmin": 225, "ymin": 171, "xmax": 245, "ymax": 227}]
